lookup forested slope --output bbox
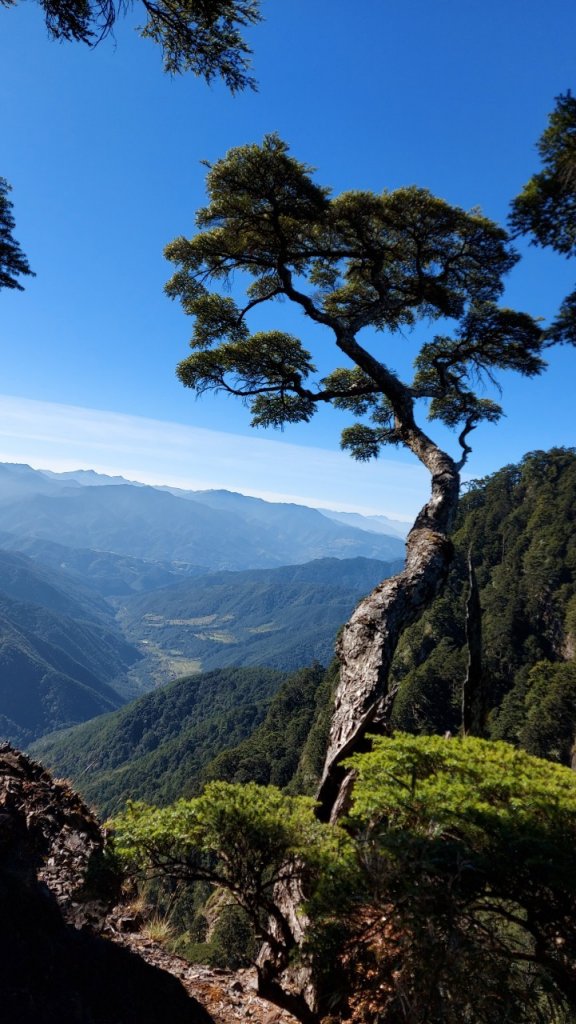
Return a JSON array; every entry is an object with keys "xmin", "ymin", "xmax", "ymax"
[
  {"xmin": 0, "ymin": 551, "xmax": 138, "ymax": 744},
  {"xmin": 32, "ymin": 449, "xmax": 576, "ymax": 811},
  {"xmin": 389, "ymin": 448, "xmax": 576, "ymax": 761},
  {"xmin": 207, "ymin": 447, "xmax": 576, "ymax": 799},
  {"xmin": 31, "ymin": 666, "xmax": 294, "ymax": 813}
]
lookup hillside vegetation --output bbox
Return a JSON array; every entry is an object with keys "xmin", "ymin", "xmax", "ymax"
[
  {"xmin": 389, "ymin": 447, "xmax": 576, "ymax": 762},
  {"xmin": 0, "ymin": 551, "xmax": 138, "ymax": 744},
  {"xmin": 31, "ymin": 666, "xmax": 303, "ymax": 813}
]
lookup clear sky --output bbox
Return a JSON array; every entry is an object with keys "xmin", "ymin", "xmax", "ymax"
[{"xmin": 1, "ymin": 0, "xmax": 575, "ymax": 518}]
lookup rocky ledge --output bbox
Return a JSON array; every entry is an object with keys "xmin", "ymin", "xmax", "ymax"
[{"xmin": 0, "ymin": 743, "xmax": 212, "ymax": 1024}]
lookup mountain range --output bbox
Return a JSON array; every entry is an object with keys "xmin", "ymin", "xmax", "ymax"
[
  {"xmin": 0, "ymin": 463, "xmax": 408, "ymax": 570},
  {"xmin": 31, "ymin": 447, "xmax": 576, "ymax": 817},
  {"xmin": 0, "ymin": 462, "xmax": 406, "ymax": 741}
]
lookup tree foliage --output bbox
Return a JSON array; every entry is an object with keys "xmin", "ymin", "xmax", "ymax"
[
  {"xmin": 510, "ymin": 91, "xmax": 576, "ymax": 346},
  {"xmin": 1, "ymin": 0, "xmax": 260, "ymax": 87},
  {"xmin": 0, "ymin": 177, "xmax": 34, "ymax": 291},
  {"xmin": 111, "ymin": 735, "xmax": 576, "ymax": 1023},
  {"xmin": 167, "ymin": 135, "xmax": 544, "ymax": 461},
  {"xmin": 339, "ymin": 734, "xmax": 576, "ymax": 1023}
]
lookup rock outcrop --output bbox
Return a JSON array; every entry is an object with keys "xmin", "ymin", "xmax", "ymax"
[{"xmin": 0, "ymin": 743, "xmax": 212, "ymax": 1024}]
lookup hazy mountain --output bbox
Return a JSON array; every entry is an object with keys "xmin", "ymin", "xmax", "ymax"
[
  {"xmin": 0, "ymin": 464, "xmax": 406, "ymax": 570},
  {"xmin": 118, "ymin": 556, "xmax": 402, "ymax": 688},
  {"xmin": 167, "ymin": 487, "xmax": 409, "ymax": 552},
  {"xmin": 317, "ymin": 508, "xmax": 411, "ymax": 539},
  {"xmin": 0, "ymin": 535, "xmax": 205, "ymax": 598},
  {"xmin": 41, "ymin": 468, "xmax": 144, "ymax": 488},
  {"xmin": 0, "ymin": 462, "xmax": 81, "ymax": 504}
]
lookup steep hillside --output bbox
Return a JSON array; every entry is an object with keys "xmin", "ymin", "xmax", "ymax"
[
  {"xmin": 201, "ymin": 663, "xmax": 328, "ymax": 789},
  {"xmin": 31, "ymin": 666, "xmax": 290, "ymax": 813},
  {"xmin": 119, "ymin": 556, "xmax": 402, "ymax": 687},
  {"xmin": 214, "ymin": 448, "xmax": 576, "ymax": 801},
  {"xmin": 388, "ymin": 448, "xmax": 576, "ymax": 762},
  {"xmin": 0, "ymin": 551, "xmax": 138, "ymax": 744}
]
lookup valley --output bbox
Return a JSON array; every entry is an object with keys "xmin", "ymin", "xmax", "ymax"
[{"xmin": 0, "ymin": 462, "xmax": 406, "ymax": 738}]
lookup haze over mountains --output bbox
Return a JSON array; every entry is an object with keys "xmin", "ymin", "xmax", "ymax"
[
  {"xmin": 0, "ymin": 462, "xmax": 406, "ymax": 742},
  {"xmin": 0, "ymin": 463, "xmax": 408, "ymax": 570}
]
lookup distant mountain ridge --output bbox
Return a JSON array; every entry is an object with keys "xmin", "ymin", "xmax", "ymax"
[
  {"xmin": 34, "ymin": 466, "xmax": 412, "ymax": 538},
  {"xmin": 0, "ymin": 463, "xmax": 406, "ymax": 570}
]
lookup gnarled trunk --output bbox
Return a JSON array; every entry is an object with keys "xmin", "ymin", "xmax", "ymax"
[
  {"xmin": 317, "ymin": 443, "xmax": 460, "ymax": 821},
  {"xmin": 255, "ymin": 446, "xmax": 462, "ymax": 1023}
]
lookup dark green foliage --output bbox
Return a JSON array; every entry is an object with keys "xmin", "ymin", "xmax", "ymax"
[
  {"xmin": 31, "ymin": 666, "xmax": 292, "ymax": 814},
  {"xmin": 0, "ymin": 177, "xmax": 33, "ymax": 291},
  {"xmin": 202, "ymin": 663, "xmax": 326, "ymax": 788},
  {"xmin": 168, "ymin": 135, "xmax": 545, "ymax": 464},
  {"xmin": 510, "ymin": 92, "xmax": 576, "ymax": 257},
  {"xmin": 510, "ymin": 91, "xmax": 576, "ymax": 346},
  {"xmin": 338, "ymin": 735, "xmax": 576, "ymax": 1024},
  {"xmin": 111, "ymin": 737, "xmax": 576, "ymax": 1024},
  {"xmin": 1, "ymin": 0, "xmax": 260, "ymax": 88},
  {"xmin": 180, "ymin": 901, "xmax": 258, "ymax": 968},
  {"xmin": 514, "ymin": 660, "xmax": 576, "ymax": 763},
  {"xmin": 389, "ymin": 448, "xmax": 576, "ymax": 760},
  {"xmin": 287, "ymin": 658, "xmax": 339, "ymax": 796}
]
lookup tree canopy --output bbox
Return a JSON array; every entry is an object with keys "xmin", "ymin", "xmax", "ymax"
[
  {"xmin": 1, "ymin": 0, "xmax": 261, "ymax": 86},
  {"xmin": 111, "ymin": 734, "xmax": 576, "ymax": 1023},
  {"xmin": 0, "ymin": 177, "xmax": 34, "ymax": 291},
  {"xmin": 510, "ymin": 91, "xmax": 576, "ymax": 346},
  {"xmin": 167, "ymin": 134, "xmax": 543, "ymax": 457}
]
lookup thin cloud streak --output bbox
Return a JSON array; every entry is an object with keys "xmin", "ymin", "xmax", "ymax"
[{"xmin": 0, "ymin": 395, "xmax": 428, "ymax": 519}]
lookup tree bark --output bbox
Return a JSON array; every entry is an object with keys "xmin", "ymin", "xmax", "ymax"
[
  {"xmin": 317, "ymin": 443, "xmax": 460, "ymax": 821},
  {"xmin": 462, "ymin": 550, "xmax": 484, "ymax": 736}
]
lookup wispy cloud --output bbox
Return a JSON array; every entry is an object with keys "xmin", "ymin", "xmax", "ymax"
[{"xmin": 0, "ymin": 395, "xmax": 428, "ymax": 519}]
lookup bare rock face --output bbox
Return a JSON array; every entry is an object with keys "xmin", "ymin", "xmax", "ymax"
[{"xmin": 0, "ymin": 743, "xmax": 212, "ymax": 1024}]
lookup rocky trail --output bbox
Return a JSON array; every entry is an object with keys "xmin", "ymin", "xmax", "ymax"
[{"xmin": 117, "ymin": 931, "xmax": 297, "ymax": 1024}]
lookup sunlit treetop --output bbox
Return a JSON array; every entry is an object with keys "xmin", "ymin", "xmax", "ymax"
[{"xmin": 166, "ymin": 135, "xmax": 545, "ymax": 467}]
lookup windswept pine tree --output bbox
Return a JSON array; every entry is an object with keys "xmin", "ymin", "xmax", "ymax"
[{"xmin": 165, "ymin": 134, "xmax": 555, "ymax": 819}]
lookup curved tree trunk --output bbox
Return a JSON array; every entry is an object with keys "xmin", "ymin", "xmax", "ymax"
[{"xmin": 317, "ymin": 441, "xmax": 461, "ymax": 821}]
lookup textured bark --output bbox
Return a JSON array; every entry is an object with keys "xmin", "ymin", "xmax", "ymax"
[
  {"xmin": 462, "ymin": 551, "xmax": 484, "ymax": 736},
  {"xmin": 317, "ymin": 443, "xmax": 460, "ymax": 821}
]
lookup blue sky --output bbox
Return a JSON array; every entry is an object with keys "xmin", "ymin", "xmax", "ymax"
[{"xmin": 1, "ymin": 0, "xmax": 575, "ymax": 518}]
